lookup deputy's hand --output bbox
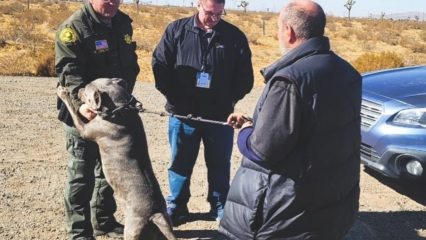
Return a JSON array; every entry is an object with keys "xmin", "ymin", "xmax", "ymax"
[
  {"xmin": 79, "ymin": 104, "xmax": 97, "ymax": 121},
  {"xmin": 227, "ymin": 113, "xmax": 252, "ymax": 129}
]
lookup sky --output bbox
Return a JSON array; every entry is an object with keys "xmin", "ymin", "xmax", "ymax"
[{"xmin": 126, "ymin": 0, "xmax": 426, "ymax": 18}]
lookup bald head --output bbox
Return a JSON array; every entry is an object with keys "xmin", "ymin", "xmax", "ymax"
[
  {"xmin": 200, "ymin": 0, "xmax": 225, "ymax": 4},
  {"xmin": 279, "ymin": 0, "xmax": 326, "ymax": 40}
]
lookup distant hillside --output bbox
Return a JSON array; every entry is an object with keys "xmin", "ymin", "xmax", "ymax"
[{"xmin": 373, "ymin": 11, "xmax": 426, "ymax": 21}]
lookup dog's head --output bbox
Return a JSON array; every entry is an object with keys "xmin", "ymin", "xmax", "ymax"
[{"xmin": 79, "ymin": 78, "xmax": 141, "ymax": 118}]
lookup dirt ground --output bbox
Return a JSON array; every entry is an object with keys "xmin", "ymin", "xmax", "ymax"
[{"xmin": 0, "ymin": 76, "xmax": 425, "ymax": 240}]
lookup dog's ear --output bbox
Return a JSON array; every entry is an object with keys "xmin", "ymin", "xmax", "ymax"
[{"xmin": 111, "ymin": 78, "xmax": 127, "ymax": 90}]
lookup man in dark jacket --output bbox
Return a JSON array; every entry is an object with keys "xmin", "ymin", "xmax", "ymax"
[
  {"xmin": 152, "ymin": 0, "xmax": 253, "ymax": 226},
  {"xmin": 55, "ymin": 0, "xmax": 139, "ymax": 239},
  {"xmin": 221, "ymin": 1, "xmax": 361, "ymax": 239}
]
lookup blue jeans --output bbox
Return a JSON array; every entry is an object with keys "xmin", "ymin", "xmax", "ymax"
[{"xmin": 167, "ymin": 116, "xmax": 234, "ymax": 211}]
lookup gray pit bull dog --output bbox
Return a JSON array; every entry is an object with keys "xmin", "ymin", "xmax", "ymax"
[{"xmin": 57, "ymin": 78, "xmax": 176, "ymax": 240}]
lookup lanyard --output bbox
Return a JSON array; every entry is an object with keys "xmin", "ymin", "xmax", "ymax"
[{"xmin": 200, "ymin": 30, "xmax": 213, "ymax": 72}]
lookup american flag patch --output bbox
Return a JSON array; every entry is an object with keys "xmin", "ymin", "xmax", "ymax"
[{"xmin": 95, "ymin": 40, "xmax": 109, "ymax": 50}]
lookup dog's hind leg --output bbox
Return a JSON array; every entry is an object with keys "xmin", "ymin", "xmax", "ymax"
[
  {"xmin": 124, "ymin": 209, "xmax": 149, "ymax": 240},
  {"xmin": 150, "ymin": 213, "xmax": 176, "ymax": 240}
]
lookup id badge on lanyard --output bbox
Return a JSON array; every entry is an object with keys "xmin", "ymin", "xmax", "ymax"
[
  {"xmin": 196, "ymin": 30, "xmax": 214, "ymax": 89},
  {"xmin": 196, "ymin": 71, "xmax": 212, "ymax": 89}
]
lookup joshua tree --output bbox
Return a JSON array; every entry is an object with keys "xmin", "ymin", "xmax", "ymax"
[
  {"xmin": 238, "ymin": 0, "xmax": 249, "ymax": 13},
  {"xmin": 134, "ymin": 0, "xmax": 140, "ymax": 11},
  {"xmin": 380, "ymin": 12, "xmax": 386, "ymax": 20},
  {"xmin": 344, "ymin": 0, "xmax": 356, "ymax": 20}
]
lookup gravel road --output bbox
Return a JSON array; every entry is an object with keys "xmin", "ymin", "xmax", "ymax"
[{"xmin": 0, "ymin": 76, "xmax": 425, "ymax": 240}]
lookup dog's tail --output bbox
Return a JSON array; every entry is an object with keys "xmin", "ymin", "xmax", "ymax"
[{"xmin": 150, "ymin": 212, "xmax": 176, "ymax": 240}]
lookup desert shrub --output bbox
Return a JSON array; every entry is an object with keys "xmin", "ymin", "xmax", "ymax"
[
  {"xmin": 249, "ymin": 35, "xmax": 262, "ymax": 46},
  {"xmin": 338, "ymin": 29, "xmax": 352, "ymax": 40},
  {"xmin": 35, "ymin": 47, "xmax": 56, "ymax": 77},
  {"xmin": 0, "ymin": 38, "xmax": 6, "ymax": 48},
  {"xmin": 229, "ymin": 10, "xmax": 247, "ymax": 19},
  {"xmin": 146, "ymin": 12, "xmax": 173, "ymax": 31},
  {"xmin": 379, "ymin": 34, "xmax": 400, "ymax": 46},
  {"xmin": 373, "ymin": 29, "xmax": 400, "ymax": 46},
  {"xmin": 420, "ymin": 31, "xmax": 426, "ymax": 42},
  {"xmin": 159, "ymin": 6, "xmax": 189, "ymax": 20},
  {"xmin": 326, "ymin": 21, "xmax": 336, "ymax": 33},
  {"xmin": 0, "ymin": 50, "xmax": 33, "ymax": 76},
  {"xmin": 399, "ymin": 36, "xmax": 426, "ymax": 53},
  {"xmin": 405, "ymin": 20, "xmax": 425, "ymax": 30},
  {"xmin": 48, "ymin": 5, "xmax": 75, "ymax": 28},
  {"xmin": 129, "ymin": 4, "xmax": 156, "ymax": 15},
  {"xmin": 136, "ymin": 39, "xmax": 155, "ymax": 52},
  {"xmin": 0, "ymin": 2, "xmax": 26, "ymax": 15},
  {"xmin": 412, "ymin": 44, "xmax": 426, "ymax": 54},
  {"xmin": 359, "ymin": 19, "xmax": 406, "ymax": 45},
  {"xmin": 259, "ymin": 12, "xmax": 274, "ymax": 22},
  {"xmin": 405, "ymin": 53, "xmax": 426, "ymax": 66},
  {"xmin": 6, "ymin": 20, "xmax": 32, "ymax": 42},
  {"xmin": 40, "ymin": 1, "xmax": 54, "ymax": 9},
  {"xmin": 341, "ymin": 19, "xmax": 352, "ymax": 28},
  {"xmin": 353, "ymin": 52, "xmax": 404, "ymax": 73},
  {"xmin": 7, "ymin": 19, "xmax": 46, "ymax": 52},
  {"xmin": 352, "ymin": 29, "xmax": 370, "ymax": 41},
  {"xmin": 45, "ymin": 1, "xmax": 82, "ymax": 28},
  {"xmin": 15, "ymin": 8, "xmax": 47, "ymax": 25},
  {"xmin": 361, "ymin": 41, "xmax": 374, "ymax": 51},
  {"xmin": 375, "ymin": 19, "xmax": 395, "ymax": 30},
  {"xmin": 272, "ymin": 32, "xmax": 278, "ymax": 41}
]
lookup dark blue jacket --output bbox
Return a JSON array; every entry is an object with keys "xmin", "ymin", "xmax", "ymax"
[
  {"xmin": 152, "ymin": 15, "xmax": 254, "ymax": 121},
  {"xmin": 219, "ymin": 36, "xmax": 362, "ymax": 240}
]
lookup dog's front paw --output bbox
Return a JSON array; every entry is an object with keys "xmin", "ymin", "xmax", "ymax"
[{"xmin": 57, "ymin": 86, "xmax": 69, "ymax": 100}]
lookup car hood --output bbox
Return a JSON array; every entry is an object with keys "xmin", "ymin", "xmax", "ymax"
[{"xmin": 363, "ymin": 66, "xmax": 426, "ymax": 106}]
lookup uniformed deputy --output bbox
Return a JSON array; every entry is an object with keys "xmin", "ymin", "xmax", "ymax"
[{"xmin": 55, "ymin": 0, "xmax": 140, "ymax": 239}]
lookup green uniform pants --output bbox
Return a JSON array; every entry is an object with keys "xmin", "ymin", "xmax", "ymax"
[{"xmin": 63, "ymin": 125, "xmax": 117, "ymax": 239}]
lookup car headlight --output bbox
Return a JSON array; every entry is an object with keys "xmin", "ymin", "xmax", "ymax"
[{"xmin": 393, "ymin": 108, "xmax": 426, "ymax": 127}]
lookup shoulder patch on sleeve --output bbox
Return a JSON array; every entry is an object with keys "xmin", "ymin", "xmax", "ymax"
[{"xmin": 59, "ymin": 27, "xmax": 77, "ymax": 44}]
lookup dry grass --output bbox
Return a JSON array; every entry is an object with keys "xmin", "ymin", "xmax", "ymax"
[
  {"xmin": 353, "ymin": 52, "xmax": 405, "ymax": 73},
  {"xmin": 0, "ymin": 0, "xmax": 425, "ymax": 83}
]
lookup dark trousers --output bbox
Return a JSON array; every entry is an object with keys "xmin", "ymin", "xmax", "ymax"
[
  {"xmin": 166, "ymin": 116, "xmax": 234, "ymax": 210},
  {"xmin": 63, "ymin": 125, "xmax": 117, "ymax": 239}
]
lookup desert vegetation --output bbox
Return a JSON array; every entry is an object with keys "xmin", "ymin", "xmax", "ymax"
[{"xmin": 0, "ymin": 0, "xmax": 425, "ymax": 83}]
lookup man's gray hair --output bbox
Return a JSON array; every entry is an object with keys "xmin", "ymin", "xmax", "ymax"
[{"xmin": 282, "ymin": 2, "xmax": 326, "ymax": 40}]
